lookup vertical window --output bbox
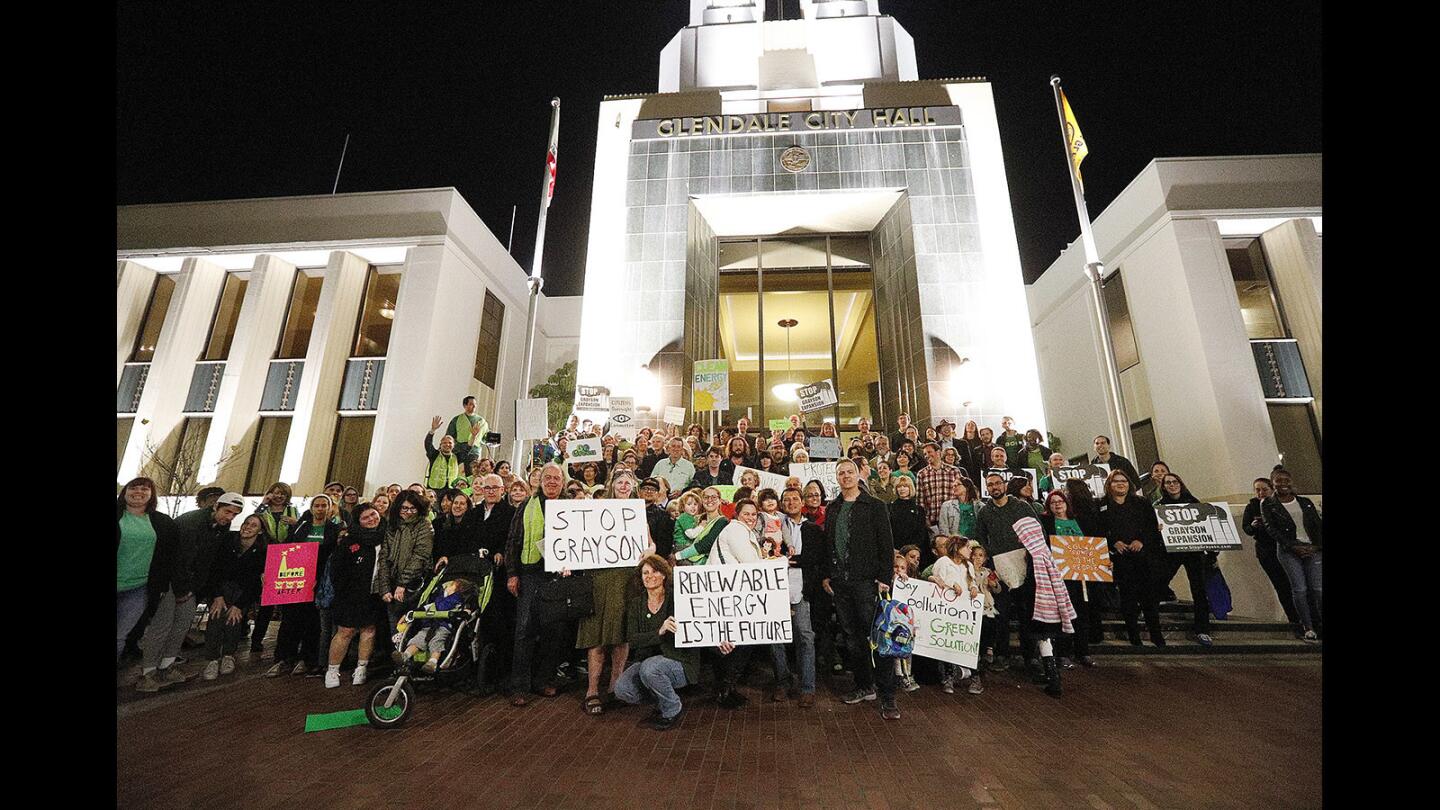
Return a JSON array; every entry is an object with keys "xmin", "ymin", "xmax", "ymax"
[
  {"xmin": 276, "ymin": 271, "xmax": 324, "ymax": 359},
  {"xmin": 1129, "ymin": 419, "xmax": 1159, "ymax": 474},
  {"xmin": 163, "ymin": 417, "xmax": 212, "ymax": 495},
  {"xmin": 130, "ymin": 274, "xmax": 176, "ymax": 363},
  {"xmin": 202, "ymin": 273, "xmax": 249, "ymax": 361},
  {"xmin": 1102, "ymin": 271, "xmax": 1140, "ymax": 372},
  {"xmin": 245, "ymin": 417, "xmax": 292, "ymax": 495},
  {"xmin": 473, "ymin": 291, "xmax": 506, "ymax": 388},
  {"xmin": 1226, "ymin": 239, "xmax": 1286, "ymax": 340},
  {"xmin": 327, "ymin": 416, "xmax": 375, "ymax": 491},
  {"xmin": 352, "ymin": 267, "xmax": 402, "ymax": 357},
  {"xmin": 1267, "ymin": 404, "xmax": 1322, "ymax": 493},
  {"xmin": 117, "ymin": 418, "xmax": 134, "ymax": 474}
]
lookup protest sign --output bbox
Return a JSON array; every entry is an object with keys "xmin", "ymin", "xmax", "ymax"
[
  {"xmin": 796, "ymin": 379, "xmax": 838, "ymax": 413},
  {"xmin": 1156, "ymin": 502, "xmax": 1244, "ymax": 552},
  {"xmin": 1046, "ymin": 464, "xmax": 1109, "ymax": 498},
  {"xmin": 809, "ymin": 436, "xmax": 842, "ymax": 459},
  {"xmin": 991, "ymin": 548, "xmax": 1029, "ymax": 589},
  {"xmin": 262, "ymin": 542, "xmax": 319, "ymax": 606},
  {"xmin": 791, "ymin": 461, "xmax": 839, "ymax": 499},
  {"xmin": 608, "ymin": 397, "xmax": 635, "ymax": 428},
  {"xmin": 1048, "ymin": 535, "xmax": 1113, "ymax": 582},
  {"xmin": 543, "ymin": 498, "xmax": 650, "ymax": 572},
  {"xmin": 663, "ymin": 405, "xmax": 686, "ymax": 426},
  {"xmin": 980, "ymin": 467, "xmax": 1037, "ymax": 500},
  {"xmin": 692, "ymin": 359, "xmax": 730, "ymax": 412},
  {"xmin": 515, "ymin": 398, "xmax": 550, "ymax": 441},
  {"xmin": 891, "ymin": 577, "xmax": 983, "ymax": 669},
  {"xmin": 674, "ymin": 560, "xmax": 792, "ymax": 647},
  {"xmin": 733, "ymin": 465, "xmax": 789, "ymax": 494},
  {"xmin": 574, "ymin": 385, "xmax": 610, "ymax": 413},
  {"xmin": 768, "ymin": 418, "xmax": 791, "ymax": 433},
  {"xmin": 566, "ymin": 437, "xmax": 602, "ymax": 462},
  {"xmin": 714, "ymin": 484, "xmax": 739, "ymax": 502}
]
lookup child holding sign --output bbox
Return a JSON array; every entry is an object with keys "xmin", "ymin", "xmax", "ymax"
[
  {"xmin": 893, "ymin": 554, "xmax": 921, "ymax": 693},
  {"xmin": 756, "ymin": 489, "xmax": 787, "ymax": 559},
  {"xmin": 929, "ymin": 536, "xmax": 980, "ymax": 693}
]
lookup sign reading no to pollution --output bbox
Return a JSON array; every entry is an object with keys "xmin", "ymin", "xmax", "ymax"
[
  {"xmin": 890, "ymin": 577, "xmax": 983, "ymax": 669},
  {"xmin": 543, "ymin": 499, "xmax": 650, "ymax": 572},
  {"xmin": 674, "ymin": 560, "xmax": 792, "ymax": 647}
]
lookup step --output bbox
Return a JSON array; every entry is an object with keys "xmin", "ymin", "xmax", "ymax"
[
  {"xmin": 1097, "ymin": 620, "xmax": 1295, "ymax": 634},
  {"xmin": 1087, "ymin": 638, "xmax": 1320, "ymax": 656}
]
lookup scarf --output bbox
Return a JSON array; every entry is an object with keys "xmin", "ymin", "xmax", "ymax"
[
  {"xmin": 1014, "ymin": 516, "xmax": 1076, "ymax": 634},
  {"xmin": 521, "ymin": 495, "xmax": 545, "ymax": 565}
]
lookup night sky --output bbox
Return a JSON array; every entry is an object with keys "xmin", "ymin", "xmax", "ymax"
[{"xmin": 116, "ymin": 2, "xmax": 1321, "ymax": 295}]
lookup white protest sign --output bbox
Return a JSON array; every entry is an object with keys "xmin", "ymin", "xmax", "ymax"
[
  {"xmin": 980, "ymin": 467, "xmax": 1038, "ymax": 501},
  {"xmin": 692, "ymin": 359, "xmax": 730, "ymax": 412},
  {"xmin": 891, "ymin": 577, "xmax": 983, "ymax": 669},
  {"xmin": 791, "ymin": 461, "xmax": 839, "ymax": 500},
  {"xmin": 1047, "ymin": 463, "xmax": 1109, "ymax": 498},
  {"xmin": 566, "ymin": 437, "xmax": 602, "ymax": 463},
  {"xmin": 673, "ymin": 560, "xmax": 792, "ymax": 647},
  {"xmin": 1156, "ymin": 502, "xmax": 1244, "ymax": 552},
  {"xmin": 543, "ymin": 498, "xmax": 650, "ymax": 572},
  {"xmin": 608, "ymin": 397, "xmax": 635, "ymax": 428},
  {"xmin": 663, "ymin": 405, "xmax": 686, "ymax": 426},
  {"xmin": 574, "ymin": 385, "xmax": 610, "ymax": 414},
  {"xmin": 516, "ymin": 398, "xmax": 550, "ymax": 441},
  {"xmin": 733, "ymin": 465, "xmax": 789, "ymax": 494},
  {"xmin": 796, "ymin": 379, "xmax": 838, "ymax": 414},
  {"xmin": 809, "ymin": 436, "xmax": 842, "ymax": 459}
]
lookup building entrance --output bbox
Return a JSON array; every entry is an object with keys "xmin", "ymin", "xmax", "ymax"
[{"xmin": 716, "ymin": 234, "xmax": 879, "ymax": 431}]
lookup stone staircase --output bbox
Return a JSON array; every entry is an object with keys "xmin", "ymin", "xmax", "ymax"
[{"xmin": 1086, "ymin": 603, "xmax": 1319, "ymax": 656}]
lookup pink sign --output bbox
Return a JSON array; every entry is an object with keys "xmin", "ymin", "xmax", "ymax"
[{"xmin": 262, "ymin": 542, "xmax": 319, "ymax": 606}]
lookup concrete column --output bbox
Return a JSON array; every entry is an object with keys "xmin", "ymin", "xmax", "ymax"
[
  {"xmin": 199, "ymin": 255, "xmax": 298, "ymax": 490},
  {"xmin": 1120, "ymin": 219, "xmax": 1279, "ymax": 501},
  {"xmin": 367, "ymin": 243, "xmax": 486, "ymax": 493},
  {"xmin": 1260, "ymin": 218, "xmax": 1322, "ymax": 428},
  {"xmin": 117, "ymin": 258, "xmax": 228, "ymax": 487},
  {"xmin": 116, "ymin": 261, "xmax": 157, "ymax": 386},
  {"xmin": 280, "ymin": 251, "xmax": 369, "ymax": 493}
]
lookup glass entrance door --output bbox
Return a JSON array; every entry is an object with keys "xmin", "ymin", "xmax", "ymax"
[{"xmin": 716, "ymin": 234, "xmax": 879, "ymax": 432}]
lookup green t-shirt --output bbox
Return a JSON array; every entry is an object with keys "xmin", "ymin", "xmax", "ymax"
[
  {"xmin": 1026, "ymin": 449, "xmax": 1046, "ymax": 470},
  {"xmin": 1052, "ymin": 517, "xmax": 1083, "ymax": 537},
  {"xmin": 832, "ymin": 500, "xmax": 855, "ymax": 571},
  {"xmin": 118, "ymin": 512, "xmax": 157, "ymax": 592}
]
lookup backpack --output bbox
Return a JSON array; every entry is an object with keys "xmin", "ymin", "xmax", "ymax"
[
  {"xmin": 314, "ymin": 556, "xmax": 335, "ymax": 610},
  {"xmin": 870, "ymin": 596, "xmax": 916, "ymax": 658}
]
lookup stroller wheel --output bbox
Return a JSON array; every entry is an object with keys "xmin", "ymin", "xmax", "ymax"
[{"xmin": 365, "ymin": 679, "xmax": 416, "ymax": 729}]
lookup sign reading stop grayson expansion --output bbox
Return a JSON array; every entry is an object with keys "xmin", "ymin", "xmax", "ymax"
[
  {"xmin": 674, "ymin": 560, "xmax": 792, "ymax": 648},
  {"xmin": 543, "ymin": 499, "xmax": 650, "ymax": 572},
  {"xmin": 891, "ymin": 576, "xmax": 982, "ymax": 669},
  {"xmin": 1156, "ymin": 502, "xmax": 1244, "ymax": 552},
  {"xmin": 796, "ymin": 379, "xmax": 838, "ymax": 413},
  {"xmin": 262, "ymin": 542, "xmax": 319, "ymax": 606},
  {"xmin": 1048, "ymin": 464, "xmax": 1109, "ymax": 498},
  {"xmin": 574, "ymin": 385, "xmax": 610, "ymax": 413}
]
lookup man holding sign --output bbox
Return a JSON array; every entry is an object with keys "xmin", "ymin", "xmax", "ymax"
[
  {"xmin": 504, "ymin": 464, "xmax": 570, "ymax": 705},
  {"xmin": 822, "ymin": 459, "xmax": 901, "ymax": 719}
]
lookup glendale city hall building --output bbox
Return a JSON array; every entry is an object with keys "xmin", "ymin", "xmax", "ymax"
[{"xmin": 574, "ymin": 0, "xmax": 1046, "ymax": 434}]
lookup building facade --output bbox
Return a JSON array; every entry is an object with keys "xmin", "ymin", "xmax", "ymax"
[
  {"xmin": 574, "ymin": 0, "xmax": 1047, "ymax": 434},
  {"xmin": 1027, "ymin": 154, "xmax": 1322, "ymax": 620},
  {"xmin": 117, "ymin": 188, "xmax": 577, "ymax": 497}
]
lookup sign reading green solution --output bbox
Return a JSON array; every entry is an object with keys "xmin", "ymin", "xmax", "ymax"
[{"xmin": 692, "ymin": 359, "xmax": 730, "ymax": 413}]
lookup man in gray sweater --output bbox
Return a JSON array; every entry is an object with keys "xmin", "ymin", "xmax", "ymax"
[{"xmin": 973, "ymin": 473, "xmax": 1040, "ymax": 672}]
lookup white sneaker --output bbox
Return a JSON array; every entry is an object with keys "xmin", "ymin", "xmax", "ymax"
[
  {"xmin": 351, "ymin": 666, "xmax": 368, "ymax": 686},
  {"xmin": 1302, "ymin": 630, "xmax": 1319, "ymax": 644},
  {"xmin": 324, "ymin": 669, "xmax": 341, "ymax": 688},
  {"xmin": 202, "ymin": 660, "xmax": 220, "ymax": 681},
  {"xmin": 220, "ymin": 656, "xmax": 236, "ymax": 675}
]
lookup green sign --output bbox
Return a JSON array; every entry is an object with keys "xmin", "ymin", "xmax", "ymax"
[{"xmin": 768, "ymin": 419, "xmax": 791, "ymax": 433}]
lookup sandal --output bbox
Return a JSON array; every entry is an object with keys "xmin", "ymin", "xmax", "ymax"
[{"xmin": 583, "ymin": 694, "xmax": 604, "ymax": 715}]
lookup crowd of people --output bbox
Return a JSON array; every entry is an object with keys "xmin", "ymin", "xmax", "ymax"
[{"xmin": 116, "ymin": 402, "xmax": 1322, "ymax": 729}]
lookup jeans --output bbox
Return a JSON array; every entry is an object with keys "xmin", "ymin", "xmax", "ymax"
[
  {"xmin": 141, "ymin": 589, "xmax": 197, "ymax": 671},
  {"xmin": 769, "ymin": 598, "xmax": 816, "ymax": 694},
  {"xmin": 613, "ymin": 656, "xmax": 688, "ymax": 719},
  {"xmin": 1157, "ymin": 552, "xmax": 1212, "ymax": 632},
  {"xmin": 204, "ymin": 613, "xmax": 247, "ymax": 660},
  {"xmin": 1255, "ymin": 541, "xmax": 1300, "ymax": 624},
  {"xmin": 117, "ymin": 587, "xmax": 149, "ymax": 661},
  {"xmin": 1278, "ymin": 547, "xmax": 1322, "ymax": 630},
  {"xmin": 830, "ymin": 578, "xmax": 896, "ymax": 699},
  {"xmin": 250, "ymin": 606, "xmax": 276, "ymax": 651}
]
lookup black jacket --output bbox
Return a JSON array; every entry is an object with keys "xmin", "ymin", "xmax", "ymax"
[
  {"xmin": 434, "ymin": 513, "xmax": 485, "ymax": 561},
  {"xmin": 1241, "ymin": 498, "xmax": 1275, "ymax": 547},
  {"xmin": 822, "ymin": 490, "xmax": 895, "ymax": 587},
  {"xmin": 788, "ymin": 518, "xmax": 828, "ymax": 602},
  {"xmin": 171, "ymin": 508, "xmax": 236, "ymax": 601},
  {"xmin": 1014, "ymin": 444, "xmax": 1055, "ymax": 472},
  {"xmin": 332, "ymin": 524, "xmax": 383, "ymax": 601},
  {"xmin": 888, "ymin": 497, "xmax": 929, "ymax": 552},
  {"xmin": 506, "ymin": 494, "xmax": 553, "ymax": 578},
  {"xmin": 285, "ymin": 514, "xmax": 342, "ymax": 577},
  {"xmin": 473, "ymin": 500, "xmax": 516, "ymax": 561},
  {"xmin": 1091, "ymin": 453, "xmax": 1142, "ymax": 489},
  {"xmin": 647, "ymin": 504, "xmax": 676, "ymax": 559},
  {"xmin": 691, "ymin": 463, "xmax": 735, "ymax": 488},
  {"xmin": 1097, "ymin": 496, "xmax": 1162, "ymax": 553},
  {"xmin": 1261, "ymin": 496, "xmax": 1322, "ymax": 551},
  {"xmin": 204, "ymin": 534, "xmax": 266, "ymax": 610},
  {"xmin": 116, "ymin": 505, "xmax": 180, "ymax": 598}
]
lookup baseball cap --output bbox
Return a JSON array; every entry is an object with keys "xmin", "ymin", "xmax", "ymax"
[
  {"xmin": 216, "ymin": 492, "xmax": 246, "ymax": 510},
  {"xmin": 639, "ymin": 477, "xmax": 662, "ymax": 491}
]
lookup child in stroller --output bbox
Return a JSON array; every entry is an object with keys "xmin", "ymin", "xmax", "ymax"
[{"xmin": 394, "ymin": 577, "xmax": 476, "ymax": 674}]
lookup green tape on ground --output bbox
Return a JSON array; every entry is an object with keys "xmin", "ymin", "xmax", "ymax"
[{"xmin": 304, "ymin": 709, "xmax": 369, "ymax": 732}]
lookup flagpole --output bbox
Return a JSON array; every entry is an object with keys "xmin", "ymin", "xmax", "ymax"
[
  {"xmin": 515, "ymin": 97, "xmax": 561, "ymax": 472},
  {"xmin": 1049, "ymin": 76, "xmax": 1132, "ymax": 462}
]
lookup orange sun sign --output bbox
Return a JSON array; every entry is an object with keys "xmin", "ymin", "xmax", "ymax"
[{"xmin": 1048, "ymin": 535, "xmax": 1112, "ymax": 583}]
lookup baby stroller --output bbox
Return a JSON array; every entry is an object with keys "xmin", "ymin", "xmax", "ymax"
[{"xmin": 365, "ymin": 553, "xmax": 495, "ymax": 728}]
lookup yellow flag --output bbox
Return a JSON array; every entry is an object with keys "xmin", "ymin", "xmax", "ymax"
[{"xmin": 1061, "ymin": 90, "xmax": 1088, "ymax": 186}]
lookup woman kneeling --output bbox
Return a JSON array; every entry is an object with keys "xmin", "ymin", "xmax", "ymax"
[{"xmin": 613, "ymin": 555, "xmax": 701, "ymax": 731}]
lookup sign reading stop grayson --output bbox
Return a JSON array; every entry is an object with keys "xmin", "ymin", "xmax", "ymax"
[
  {"xmin": 796, "ymin": 379, "xmax": 838, "ymax": 413},
  {"xmin": 544, "ymin": 499, "xmax": 650, "ymax": 572},
  {"xmin": 1156, "ymin": 502, "xmax": 1244, "ymax": 552},
  {"xmin": 574, "ymin": 385, "xmax": 609, "ymax": 413}
]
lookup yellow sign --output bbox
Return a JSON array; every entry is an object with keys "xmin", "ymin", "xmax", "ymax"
[{"xmin": 1048, "ymin": 535, "xmax": 1112, "ymax": 583}]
